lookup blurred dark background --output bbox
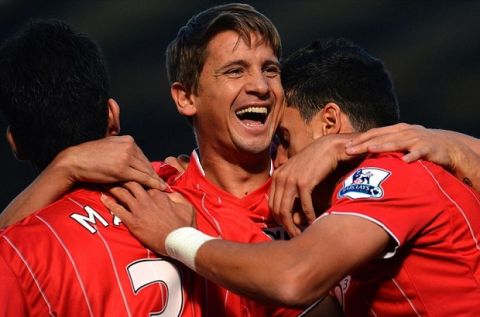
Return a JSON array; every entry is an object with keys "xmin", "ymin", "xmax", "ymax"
[{"xmin": 0, "ymin": 0, "xmax": 479, "ymax": 209}]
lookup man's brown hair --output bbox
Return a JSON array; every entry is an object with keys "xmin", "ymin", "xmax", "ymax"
[{"xmin": 166, "ymin": 3, "xmax": 282, "ymax": 94}]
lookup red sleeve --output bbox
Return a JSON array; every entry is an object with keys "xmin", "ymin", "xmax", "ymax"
[
  {"xmin": 326, "ymin": 154, "xmax": 442, "ymax": 249},
  {"xmin": 0, "ymin": 252, "xmax": 28, "ymax": 316}
]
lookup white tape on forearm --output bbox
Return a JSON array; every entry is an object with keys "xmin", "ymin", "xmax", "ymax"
[{"xmin": 165, "ymin": 227, "xmax": 216, "ymax": 271}]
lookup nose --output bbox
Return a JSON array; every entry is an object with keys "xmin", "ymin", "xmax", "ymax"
[
  {"xmin": 273, "ymin": 143, "xmax": 289, "ymax": 168},
  {"xmin": 246, "ymin": 70, "xmax": 270, "ymax": 97}
]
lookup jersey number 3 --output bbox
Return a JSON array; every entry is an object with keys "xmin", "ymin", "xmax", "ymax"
[{"xmin": 127, "ymin": 258, "xmax": 184, "ymax": 316}]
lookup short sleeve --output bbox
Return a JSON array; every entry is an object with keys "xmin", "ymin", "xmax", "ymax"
[{"xmin": 327, "ymin": 154, "xmax": 443, "ymax": 251}]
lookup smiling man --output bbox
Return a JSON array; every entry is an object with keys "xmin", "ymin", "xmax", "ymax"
[
  {"xmin": 155, "ymin": 5, "xmax": 308, "ymax": 315},
  {"xmin": 168, "ymin": 28, "xmax": 283, "ymax": 196}
]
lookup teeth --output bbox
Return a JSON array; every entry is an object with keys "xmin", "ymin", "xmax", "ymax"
[{"xmin": 236, "ymin": 107, "xmax": 268, "ymax": 116}]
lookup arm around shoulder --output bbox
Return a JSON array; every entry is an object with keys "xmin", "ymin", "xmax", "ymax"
[
  {"xmin": 1, "ymin": 135, "xmax": 165, "ymax": 227},
  {"xmin": 346, "ymin": 124, "xmax": 480, "ymax": 191},
  {"xmin": 185, "ymin": 214, "xmax": 390, "ymax": 307},
  {"xmin": 0, "ymin": 151, "xmax": 76, "ymax": 227},
  {"xmin": 445, "ymin": 133, "xmax": 480, "ymax": 191}
]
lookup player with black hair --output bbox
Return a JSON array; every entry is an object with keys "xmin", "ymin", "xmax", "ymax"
[
  {"xmin": 0, "ymin": 20, "xmax": 110, "ymax": 170},
  {"xmin": 0, "ymin": 20, "xmax": 198, "ymax": 316}
]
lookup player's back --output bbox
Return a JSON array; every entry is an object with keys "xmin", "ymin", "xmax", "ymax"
[{"xmin": 0, "ymin": 187, "xmax": 198, "ymax": 317}]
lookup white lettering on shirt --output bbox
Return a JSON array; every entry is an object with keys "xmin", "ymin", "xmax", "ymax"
[{"xmin": 70, "ymin": 205, "xmax": 109, "ymax": 234}]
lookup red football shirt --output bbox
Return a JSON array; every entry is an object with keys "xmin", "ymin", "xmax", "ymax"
[
  {"xmin": 163, "ymin": 150, "xmax": 301, "ymax": 317},
  {"xmin": 325, "ymin": 152, "xmax": 480, "ymax": 316},
  {"xmin": 1, "ymin": 155, "xmax": 302, "ymax": 317},
  {"xmin": 0, "ymin": 185, "xmax": 200, "ymax": 316}
]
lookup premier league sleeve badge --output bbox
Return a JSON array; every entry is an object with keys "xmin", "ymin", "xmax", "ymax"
[{"xmin": 338, "ymin": 168, "xmax": 391, "ymax": 199}]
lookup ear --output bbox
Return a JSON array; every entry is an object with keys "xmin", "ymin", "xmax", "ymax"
[
  {"xmin": 311, "ymin": 102, "xmax": 342, "ymax": 138},
  {"xmin": 171, "ymin": 82, "xmax": 197, "ymax": 117},
  {"xmin": 6, "ymin": 125, "xmax": 27, "ymax": 160},
  {"xmin": 106, "ymin": 98, "xmax": 121, "ymax": 136}
]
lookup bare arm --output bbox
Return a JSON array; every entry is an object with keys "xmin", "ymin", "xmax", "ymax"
[
  {"xmin": 103, "ymin": 185, "xmax": 388, "ymax": 308},
  {"xmin": 301, "ymin": 295, "xmax": 344, "ymax": 317},
  {"xmin": 346, "ymin": 123, "xmax": 480, "ymax": 190},
  {"xmin": 0, "ymin": 156, "xmax": 75, "ymax": 227},
  {"xmin": 0, "ymin": 135, "xmax": 165, "ymax": 227},
  {"xmin": 192, "ymin": 215, "xmax": 388, "ymax": 307}
]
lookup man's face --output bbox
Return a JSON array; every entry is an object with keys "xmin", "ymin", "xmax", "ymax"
[
  {"xmin": 274, "ymin": 106, "xmax": 314, "ymax": 168},
  {"xmin": 191, "ymin": 30, "xmax": 284, "ymax": 157}
]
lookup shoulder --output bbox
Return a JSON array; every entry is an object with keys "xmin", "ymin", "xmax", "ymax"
[
  {"xmin": 1, "ymin": 188, "xmax": 106, "ymax": 238},
  {"xmin": 360, "ymin": 152, "xmax": 416, "ymax": 171},
  {"xmin": 332, "ymin": 152, "xmax": 449, "ymax": 215},
  {"xmin": 349, "ymin": 152, "xmax": 442, "ymax": 189}
]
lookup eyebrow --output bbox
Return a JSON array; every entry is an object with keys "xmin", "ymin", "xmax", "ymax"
[
  {"xmin": 216, "ymin": 59, "xmax": 249, "ymax": 72},
  {"xmin": 215, "ymin": 58, "xmax": 281, "ymax": 74},
  {"xmin": 264, "ymin": 59, "xmax": 281, "ymax": 68}
]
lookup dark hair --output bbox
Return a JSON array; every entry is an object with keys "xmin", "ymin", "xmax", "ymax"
[
  {"xmin": 166, "ymin": 3, "xmax": 281, "ymax": 94},
  {"xmin": 281, "ymin": 38, "xmax": 400, "ymax": 131},
  {"xmin": 0, "ymin": 20, "xmax": 110, "ymax": 170}
]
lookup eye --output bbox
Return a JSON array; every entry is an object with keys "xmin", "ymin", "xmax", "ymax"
[
  {"xmin": 225, "ymin": 67, "xmax": 244, "ymax": 78},
  {"xmin": 264, "ymin": 65, "xmax": 281, "ymax": 78}
]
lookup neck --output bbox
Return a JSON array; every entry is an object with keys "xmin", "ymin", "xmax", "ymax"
[{"xmin": 198, "ymin": 148, "xmax": 272, "ymax": 198}]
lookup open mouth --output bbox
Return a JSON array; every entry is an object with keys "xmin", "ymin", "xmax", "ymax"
[{"xmin": 235, "ymin": 106, "xmax": 269, "ymax": 125}]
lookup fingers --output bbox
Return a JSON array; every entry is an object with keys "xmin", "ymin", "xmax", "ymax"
[
  {"xmin": 346, "ymin": 126, "xmax": 393, "ymax": 148},
  {"xmin": 123, "ymin": 181, "xmax": 150, "ymax": 199},
  {"xmin": 64, "ymin": 134, "xmax": 166, "ymax": 190},
  {"xmin": 346, "ymin": 123, "xmax": 408, "ymax": 149},
  {"xmin": 106, "ymin": 182, "xmax": 147, "ymax": 214},
  {"xmin": 165, "ymin": 154, "xmax": 190, "ymax": 173},
  {"xmin": 402, "ymin": 147, "xmax": 429, "ymax": 163},
  {"xmin": 100, "ymin": 193, "xmax": 133, "ymax": 225},
  {"xmin": 279, "ymin": 185, "xmax": 301, "ymax": 236},
  {"xmin": 298, "ymin": 188, "xmax": 316, "ymax": 224},
  {"xmin": 165, "ymin": 156, "xmax": 186, "ymax": 173},
  {"xmin": 124, "ymin": 157, "xmax": 166, "ymax": 190},
  {"xmin": 106, "ymin": 186, "xmax": 136, "ymax": 208},
  {"xmin": 109, "ymin": 136, "xmax": 166, "ymax": 190},
  {"xmin": 279, "ymin": 210, "xmax": 302, "ymax": 237},
  {"xmin": 292, "ymin": 212, "xmax": 307, "ymax": 227},
  {"xmin": 350, "ymin": 141, "xmax": 401, "ymax": 154},
  {"xmin": 124, "ymin": 141, "xmax": 167, "ymax": 190},
  {"xmin": 346, "ymin": 135, "xmax": 397, "ymax": 155},
  {"xmin": 346, "ymin": 123, "xmax": 428, "ymax": 156},
  {"xmin": 270, "ymin": 170, "xmax": 302, "ymax": 237}
]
